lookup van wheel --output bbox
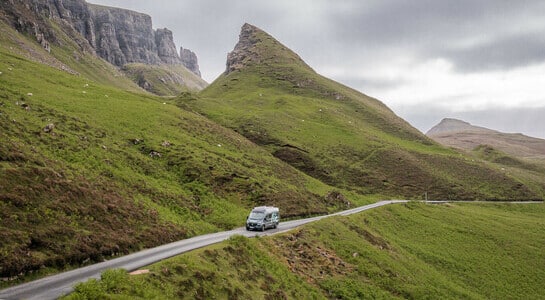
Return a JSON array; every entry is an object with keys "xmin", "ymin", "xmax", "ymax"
[{"xmin": 261, "ymin": 225, "xmax": 265, "ymax": 232}]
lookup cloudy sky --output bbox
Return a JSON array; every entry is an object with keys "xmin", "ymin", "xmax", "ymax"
[{"xmin": 90, "ymin": 0, "xmax": 545, "ymax": 138}]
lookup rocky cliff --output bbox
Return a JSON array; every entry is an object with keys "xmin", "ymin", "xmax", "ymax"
[
  {"xmin": 89, "ymin": 4, "xmax": 162, "ymax": 66},
  {"xmin": 0, "ymin": 0, "xmax": 202, "ymax": 76},
  {"xmin": 155, "ymin": 28, "xmax": 180, "ymax": 64},
  {"xmin": 180, "ymin": 47, "xmax": 201, "ymax": 77},
  {"xmin": 225, "ymin": 23, "xmax": 261, "ymax": 74}
]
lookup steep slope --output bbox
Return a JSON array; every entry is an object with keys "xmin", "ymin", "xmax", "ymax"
[
  {"xmin": 122, "ymin": 63, "xmax": 207, "ymax": 95},
  {"xmin": 0, "ymin": 37, "xmax": 359, "ymax": 284},
  {"xmin": 427, "ymin": 118, "xmax": 545, "ymax": 159},
  {"xmin": 193, "ymin": 24, "xmax": 542, "ymax": 201}
]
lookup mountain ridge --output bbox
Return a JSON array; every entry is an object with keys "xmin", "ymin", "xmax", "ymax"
[{"xmin": 427, "ymin": 118, "xmax": 545, "ymax": 159}]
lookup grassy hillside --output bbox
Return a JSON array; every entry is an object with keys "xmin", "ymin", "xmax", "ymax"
[
  {"xmin": 122, "ymin": 63, "xmax": 208, "ymax": 96},
  {"xmin": 65, "ymin": 202, "xmax": 545, "ymax": 299},
  {"xmin": 472, "ymin": 145, "xmax": 545, "ymax": 199},
  {"xmin": 192, "ymin": 24, "xmax": 542, "ymax": 201},
  {"xmin": 0, "ymin": 43, "xmax": 366, "ymax": 285}
]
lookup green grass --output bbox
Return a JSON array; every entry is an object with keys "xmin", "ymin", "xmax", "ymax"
[
  {"xmin": 0, "ymin": 34, "xmax": 360, "ymax": 284},
  {"xmin": 64, "ymin": 236, "xmax": 324, "ymax": 300},
  {"xmin": 66, "ymin": 202, "xmax": 545, "ymax": 299},
  {"xmin": 311, "ymin": 202, "xmax": 545, "ymax": 299},
  {"xmin": 122, "ymin": 63, "xmax": 208, "ymax": 96},
  {"xmin": 190, "ymin": 25, "xmax": 543, "ymax": 201}
]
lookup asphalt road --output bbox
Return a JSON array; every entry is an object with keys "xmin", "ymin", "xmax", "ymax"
[{"xmin": 0, "ymin": 199, "xmax": 540, "ymax": 299}]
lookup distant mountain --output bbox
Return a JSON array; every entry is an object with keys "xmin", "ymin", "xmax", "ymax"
[
  {"xmin": 427, "ymin": 118, "xmax": 545, "ymax": 159},
  {"xmin": 192, "ymin": 23, "xmax": 543, "ymax": 201}
]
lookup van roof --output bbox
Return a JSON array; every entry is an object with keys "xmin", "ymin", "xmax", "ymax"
[{"xmin": 252, "ymin": 206, "xmax": 279, "ymax": 213}]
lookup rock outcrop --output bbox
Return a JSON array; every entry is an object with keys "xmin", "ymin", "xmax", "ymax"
[
  {"xmin": 180, "ymin": 47, "xmax": 201, "ymax": 77},
  {"xmin": 156, "ymin": 28, "xmax": 181, "ymax": 64},
  {"xmin": 225, "ymin": 23, "xmax": 261, "ymax": 74},
  {"xmin": 1, "ymin": 0, "xmax": 202, "ymax": 75},
  {"xmin": 224, "ymin": 23, "xmax": 309, "ymax": 75},
  {"xmin": 90, "ymin": 4, "xmax": 161, "ymax": 66}
]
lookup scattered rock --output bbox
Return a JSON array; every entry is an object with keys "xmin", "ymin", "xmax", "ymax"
[
  {"xmin": 130, "ymin": 139, "xmax": 144, "ymax": 145},
  {"xmin": 101, "ymin": 145, "xmax": 107, "ymax": 150},
  {"xmin": 161, "ymin": 140, "xmax": 171, "ymax": 147},
  {"xmin": 217, "ymin": 144, "xmax": 222, "ymax": 147},
  {"xmin": 352, "ymin": 252, "xmax": 359, "ymax": 258},
  {"xmin": 149, "ymin": 150, "xmax": 161, "ymax": 158},
  {"xmin": 325, "ymin": 191, "xmax": 351, "ymax": 208},
  {"xmin": 27, "ymin": 93, "xmax": 33, "ymax": 96},
  {"xmin": 129, "ymin": 269, "xmax": 150, "ymax": 275},
  {"xmin": 130, "ymin": 138, "xmax": 144, "ymax": 145},
  {"xmin": 43, "ymin": 123, "xmax": 55, "ymax": 133},
  {"xmin": 84, "ymin": 83, "xmax": 89, "ymax": 87},
  {"xmin": 21, "ymin": 103, "xmax": 30, "ymax": 111},
  {"xmin": 333, "ymin": 93, "xmax": 344, "ymax": 100}
]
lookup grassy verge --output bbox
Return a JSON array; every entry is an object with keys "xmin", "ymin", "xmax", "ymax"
[{"xmin": 66, "ymin": 202, "xmax": 545, "ymax": 299}]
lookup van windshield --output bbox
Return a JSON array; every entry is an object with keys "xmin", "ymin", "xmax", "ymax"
[{"xmin": 249, "ymin": 211, "xmax": 265, "ymax": 220}]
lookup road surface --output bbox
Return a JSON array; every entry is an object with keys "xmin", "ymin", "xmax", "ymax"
[{"xmin": 0, "ymin": 200, "xmax": 541, "ymax": 299}]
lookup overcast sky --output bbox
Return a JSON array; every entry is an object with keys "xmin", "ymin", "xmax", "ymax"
[{"xmin": 90, "ymin": 0, "xmax": 545, "ymax": 138}]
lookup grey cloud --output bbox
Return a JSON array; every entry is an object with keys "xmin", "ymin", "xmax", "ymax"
[
  {"xmin": 87, "ymin": 1, "xmax": 545, "ymax": 139},
  {"xmin": 435, "ymin": 31, "xmax": 545, "ymax": 72},
  {"xmin": 328, "ymin": 0, "xmax": 545, "ymax": 73},
  {"xmin": 91, "ymin": 1, "xmax": 545, "ymax": 77},
  {"xmin": 335, "ymin": 76, "xmax": 408, "ymax": 91}
]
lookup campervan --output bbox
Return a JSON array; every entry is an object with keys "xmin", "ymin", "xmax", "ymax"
[{"xmin": 246, "ymin": 206, "xmax": 280, "ymax": 231}]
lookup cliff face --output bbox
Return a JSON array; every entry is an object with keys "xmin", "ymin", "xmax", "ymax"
[
  {"xmin": 225, "ymin": 23, "xmax": 261, "ymax": 74},
  {"xmin": 1, "ymin": 0, "xmax": 201, "ymax": 76},
  {"xmin": 89, "ymin": 4, "xmax": 162, "ymax": 66},
  {"xmin": 180, "ymin": 47, "xmax": 201, "ymax": 77}
]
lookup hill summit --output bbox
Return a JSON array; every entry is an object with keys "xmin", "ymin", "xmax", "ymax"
[
  {"xmin": 225, "ymin": 23, "xmax": 311, "ymax": 74},
  {"xmin": 427, "ymin": 118, "xmax": 493, "ymax": 135},
  {"xmin": 194, "ymin": 23, "xmax": 543, "ymax": 201},
  {"xmin": 427, "ymin": 118, "xmax": 545, "ymax": 159}
]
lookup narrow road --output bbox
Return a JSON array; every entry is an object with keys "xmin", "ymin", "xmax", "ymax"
[{"xmin": 0, "ymin": 200, "xmax": 540, "ymax": 299}]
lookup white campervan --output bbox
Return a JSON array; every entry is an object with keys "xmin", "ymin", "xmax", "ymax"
[{"xmin": 246, "ymin": 206, "xmax": 280, "ymax": 231}]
